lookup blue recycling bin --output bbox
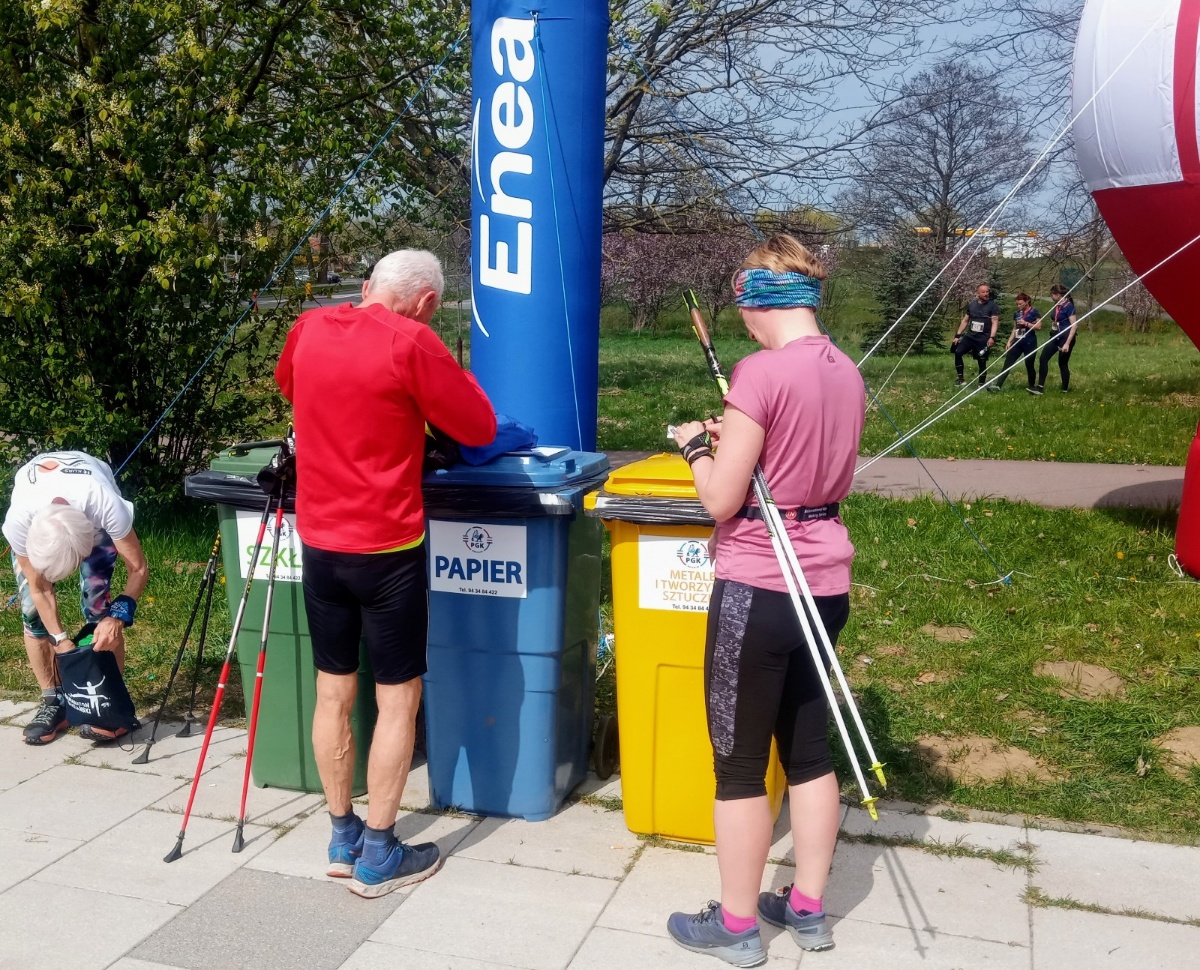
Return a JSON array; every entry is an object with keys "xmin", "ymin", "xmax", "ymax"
[{"xmin": 421, "ymin": 448, "xmax": 609, "ymax": 821}]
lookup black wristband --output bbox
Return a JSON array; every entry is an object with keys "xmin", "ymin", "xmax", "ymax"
[{"xmin": 681, "ymin": 432, "xmax": 713, "ymax": 466}]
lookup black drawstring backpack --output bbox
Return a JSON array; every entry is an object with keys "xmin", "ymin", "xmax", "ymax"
[{"xmin": 57, "ymin": 623, "xmax": 139, "ymax": 734}]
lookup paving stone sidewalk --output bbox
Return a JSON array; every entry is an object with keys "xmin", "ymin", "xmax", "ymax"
[{"xmin": 1, "ymin": 712, "xmax": 1198, "ymax": 970}]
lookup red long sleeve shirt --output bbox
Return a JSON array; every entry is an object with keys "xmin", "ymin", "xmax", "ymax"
[{"xmin": 275, "ymin": 302, "xmax": 497, "ymax": 553}]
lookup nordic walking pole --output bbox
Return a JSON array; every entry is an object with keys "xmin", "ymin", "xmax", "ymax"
[
  {"xmin": 683, "ymin": 291, "xmax": 883, "ymax": 816},
  {"xmin": 164, "ymin": 491, "xmax": 275, "ymax": 863},
  {"xmin": 132, "ymin": 533, "xmax": 222, "ymax": 764},
  {"xmin": 232, "ymin": 499, "xmax": 285, "ymax": 852},
  {"xmin": 176, "ymin": 552, "xmax": 219, "ymax": 739},
  {"xmin": 744, "ymin": 470, "xmax": 879, "ymax": 819},
  {"xmin": 757, "ymin": 487, "xmax": 888, "ymax": 788}
]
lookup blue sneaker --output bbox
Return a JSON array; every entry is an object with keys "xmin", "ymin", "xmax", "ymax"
[
  {"xmin": 667, "ymin": 901, "xmax": 766, "ymax": 968},
  {"xmin": 326, "ymin": 814, "xmax": 364, "ymax": 878},
  {"xmin": 757, "ymin": 887, "xmax": 834, "ymax": 951},
  {"xmin": 348, "ymin": 838, "xmax": 441, "ymax": 898}
]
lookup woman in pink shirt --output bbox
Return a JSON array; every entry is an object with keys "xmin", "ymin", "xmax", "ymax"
[{"xmin": 667, "ymin": 236, "xmax": 866, "ymax": 966}]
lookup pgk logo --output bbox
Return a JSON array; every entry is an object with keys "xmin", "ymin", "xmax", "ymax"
[
  {"xmin": 463, "ymin": 526, "xmax": 494, "ymax": 554},
  {"xmin": 676, "ymin": 540, "xmax": 710, "ymax": 569}
]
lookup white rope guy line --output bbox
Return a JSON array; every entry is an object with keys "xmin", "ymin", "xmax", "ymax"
[
  {"xmin": 856, "ymin": 8, "xmax": 1169, "ymax": 370},
  {"xmin": 856, "ymin": 228, "xmax": 1200, "ymax": 475}
]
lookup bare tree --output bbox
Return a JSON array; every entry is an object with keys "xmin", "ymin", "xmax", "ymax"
[
  {"xmin": 840, "ymin": 59, "xmax": 1038, "ymax": 254},
  {"xmin": 603, "ymin": 0, "xmax": 960, "ymax": 229},
  {"xmin": 1115, "ymin": 263, "xmax": 1165, "ymax": 335},
  {"xmin": 983, "ymin": 0, "xmax": 1081, "ymax": 127}
]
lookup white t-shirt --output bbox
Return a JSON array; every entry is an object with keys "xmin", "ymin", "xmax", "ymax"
[{"xmin": 2, "ymin": 452, "xmax": 134, "ymax": 557}]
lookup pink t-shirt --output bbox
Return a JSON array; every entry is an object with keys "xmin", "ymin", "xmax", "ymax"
[{"xmin": 713, "ymin": 335, "xmax": 866, "ymax": 595}]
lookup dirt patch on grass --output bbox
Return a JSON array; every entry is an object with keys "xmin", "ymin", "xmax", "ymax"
[
  {"xmin": 1166, "ymin": 392, "xmax": 1200, "ymax": 409},
  {"xmin": 166, "ymin": 560, "xmax": 209, "ymax": 575},
  {"xmin": 877, "ymin": 645, "xmax": 907, "ymax": 657},
  {"xmin": 913, "ymin": 670, "xmax": 953, "ymax": 685},
  {"xmin": 1154, "ymin": 726, "xmax": 1200, "ymax": 780},
  {"xmin": 915, "ymin": 734, "xmax": 1057, "ymax": 783},
  {"xmin": 921, "ymin": 624, "xmax": 974, "ymax": 642},
  {"xmin": 1034, "ymin": 661, "xmax": 1126, "ymax": 699}
]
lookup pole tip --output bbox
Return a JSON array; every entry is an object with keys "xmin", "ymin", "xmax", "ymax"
[
  {"xmin": 871, "ymin": 763, "xmax": 888, "ymax": 788},
  {"xmin": 232, "ymin": 824, "xmax": 245, "ymax": 854},
  {"xmin": 862, "ymin": 796, "xmax": 880, "ymax": 822},
  {"xmin": 131, "ymin": 744, "xmax": 151, "ymax": 766},
  {"xmin": 164, "ymin": 836, "xmax": 184, "ymax": 863}
]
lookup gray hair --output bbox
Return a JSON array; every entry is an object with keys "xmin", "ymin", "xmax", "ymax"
[
  {"xmin": 366, "ymin": 249, "xmax": 444, "ymax": 307},
  {"xmin": 26, "ymin": 504, "xmax": 95, "ymax": 583}
]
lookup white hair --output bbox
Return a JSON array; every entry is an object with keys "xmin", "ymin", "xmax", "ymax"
[
  {"xmin": 26, "ymin": 505, "xmax": 95, "ymax": 583},
  {"xmin": 366, "ymin": 249, "xmax": 444, "ymax": 308}
]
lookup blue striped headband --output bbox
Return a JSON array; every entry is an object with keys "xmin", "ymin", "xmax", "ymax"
[{"xmin": 733, "ymin": 268, "xmax": 822, "ymax": 309}]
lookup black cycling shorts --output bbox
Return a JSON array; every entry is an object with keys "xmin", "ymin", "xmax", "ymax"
[{"xmin": 301, "ymin": 542, "xmax": 428, "ymax": 685}]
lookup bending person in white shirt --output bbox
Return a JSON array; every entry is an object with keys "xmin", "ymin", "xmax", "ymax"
[{"xmin": 3, "ymin": 451, "xmax": 148, "ymax": 745}]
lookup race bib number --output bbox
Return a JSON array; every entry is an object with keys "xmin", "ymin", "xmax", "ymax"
[{"xmin": 969, "ymin": 319, "xmax": 986, "ymax": 334}]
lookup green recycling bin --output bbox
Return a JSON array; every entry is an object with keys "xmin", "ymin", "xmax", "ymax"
[{"xmin": 185, "ymin": 443, "xmax": 375, "ymax": 794}]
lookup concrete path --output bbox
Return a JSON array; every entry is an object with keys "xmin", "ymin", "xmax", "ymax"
[
  {"xmin": 2, "ymin": 706, "xmax": 1197, "ymax": 970},
  {"xmin": 607, "ymin": 452, "xmax": 1188, "ymax": 511}
]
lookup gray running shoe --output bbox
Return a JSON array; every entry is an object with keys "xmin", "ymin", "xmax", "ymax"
[
  {"xmin": 23, "ymin": 698, "xmax": 67, "ymax": 745},
  {"xmin": 667, "ymin": 901, "xmax": 766, "ymax": 967},
  {"xmin": 757, "ymin": 887, "xmax": 835, "ymax": 952}
]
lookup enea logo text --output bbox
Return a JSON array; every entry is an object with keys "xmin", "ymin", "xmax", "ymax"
[
  {"xmin": 475, "ymin": 17, "xmax": 537, "ymax": 297},
  {"xmin": 433, "ymin": 526, "xmax": 524, "ymax": 587}
]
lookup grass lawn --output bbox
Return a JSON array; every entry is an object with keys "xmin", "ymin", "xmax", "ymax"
[
  {"xmin": 2, "ymin": 312, "xmax": 1199, "ymax": 839},
  {"xmin": 599, "ymin": 313, "xmax": 1200, "ymax": 467}
]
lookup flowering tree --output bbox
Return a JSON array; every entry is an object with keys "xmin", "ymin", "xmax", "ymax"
[
  {"xmin": 602, "ymin": 228, "xmax": 843, "ymax": 332},
  {"xmin": 601, "ymin": 233, "xmax": 683, "ymax": 330},
  {"xmin": 674, "ymin": 231, "xmax": 758, "ymax": 324}
]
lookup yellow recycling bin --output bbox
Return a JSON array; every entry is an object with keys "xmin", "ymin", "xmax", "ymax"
[{"xmin": 593, "ymin": 453, "xmax": 786, "ymax": 845}]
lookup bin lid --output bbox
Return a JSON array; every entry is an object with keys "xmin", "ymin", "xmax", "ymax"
[
  {"xmin": 602, "ymin": 453, "xmax": 697, "ymax": 498},
  {"xmin": 186, "ymin": 444, "xmax": 294, "ymax": 512},
  {"xmin": 423, "ymin": 447, "xmax": 609, "ymax": 489},
  {"xmin": 590, "ymin": 453, "xmax": 712, "ymax": 525}
]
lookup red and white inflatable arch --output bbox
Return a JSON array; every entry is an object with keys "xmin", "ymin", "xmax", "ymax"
[{"xmin": 1074, "ymin": 0, "xmax": 1200, "ymax": 574}]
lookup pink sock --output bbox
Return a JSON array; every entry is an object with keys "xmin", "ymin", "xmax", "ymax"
[
  {"xmin": 721, "ymin": 907, "xmax": 758, "ymax": 933},
  {"xmin": 789, "ymin": 887, "xmax": 823, "ymax": 915}
]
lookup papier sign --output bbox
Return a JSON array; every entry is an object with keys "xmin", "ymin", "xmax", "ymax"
[
  {"xmin": 235, "ymin": 510, "xmax": 303, "ymax": 582},
  {"xmin": 428, "ymin": 520, "xmax": 528, "ymax": 598},
  {"xmin": 638, "ymin": 535, "xmax": 714, "ymax": 613}
]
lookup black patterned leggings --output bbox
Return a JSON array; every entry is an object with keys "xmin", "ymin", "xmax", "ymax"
[{"xmin": 704, "ymin": 580, "xmax": 850, "ymax": 800}]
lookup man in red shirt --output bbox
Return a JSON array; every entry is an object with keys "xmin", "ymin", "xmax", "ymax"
[{"xmin": 275, "ymin": 249, "xmax": 496, "ymax": 898}]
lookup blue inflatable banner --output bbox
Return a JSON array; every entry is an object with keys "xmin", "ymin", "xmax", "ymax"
[{"xmin": 470, "ymin": 1, "xmax": 608, "ymax": 451}]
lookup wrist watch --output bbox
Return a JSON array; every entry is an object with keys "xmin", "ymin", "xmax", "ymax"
[{"xmin": 49, "ymin": 631, "xmax": 71, "ymax": 646}]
